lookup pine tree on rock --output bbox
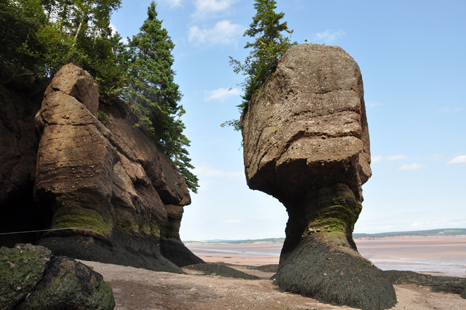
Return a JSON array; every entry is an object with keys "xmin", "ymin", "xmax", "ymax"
[
  {"xmin": 127, "ymin": 1, "xmax": 198, "ymax": 193},
  {"xmin": 230, "ymin": 0, "xmax": 297, "ymax": 110}
]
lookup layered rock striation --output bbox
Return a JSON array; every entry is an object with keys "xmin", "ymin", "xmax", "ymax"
[
  {"xmin": 0, "ymin": 63, "xmax": 202, "ymax": 271},
  {"xmin": 241, "ymin": 44, "xmax": 396, "ymax": 309}
]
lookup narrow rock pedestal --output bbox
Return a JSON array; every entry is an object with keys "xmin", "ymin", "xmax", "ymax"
[{"xmin": 241, "ymin": 44, "xmax": 397, "ymax": 310}]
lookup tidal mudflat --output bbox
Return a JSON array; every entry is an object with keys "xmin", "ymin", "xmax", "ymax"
[{"xmin": 187, "ymin": 236, "xmax": 466, "ymax": 277}]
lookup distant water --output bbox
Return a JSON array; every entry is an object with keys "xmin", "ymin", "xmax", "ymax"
[
  {"xmin": 188, "ymin": 237, "xmax": 466, "ymax": 278},
  {"xmin": 368, "ymin": 258, "xmax": 466, "ymax": 277},
  {"xmin": 187, "ymin": 247, "xmax": 280, "ymax": 257}
]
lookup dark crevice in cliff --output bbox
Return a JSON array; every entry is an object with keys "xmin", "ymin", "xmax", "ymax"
[{"xmin": 0, "ymin": 184, "xmax": 52, "ymax": 247}]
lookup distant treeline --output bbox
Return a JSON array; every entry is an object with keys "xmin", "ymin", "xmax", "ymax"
[
  {"xmin": 184, "ymin": 228, "xmax": 466, "ymax": 244},
  {"xmin": 353, "ymin": 228, "xmax": 466, "ymax": 239}
]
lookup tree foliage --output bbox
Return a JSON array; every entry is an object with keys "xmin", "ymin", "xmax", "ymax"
[
  {"xmin": 125, "ymin": 2, "xmax": 198, "ymax": 192},
  {"xmin": 0, "ymin": 0, "xmax": 199, "ymax": 193},
  {"xmin": 230, "ymin": 0, "xmax": 297, "ymax": 111}
]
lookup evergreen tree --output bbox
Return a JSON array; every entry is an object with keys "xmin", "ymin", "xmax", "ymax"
[
  {"xmin": 126, "ymin": 2, "xmax": 199, "ymax": 193},
  {"xmin": 0, "ymin": 0, "xmax": 46, "ymax": 81},
  {"xmin": 0, "ymin": 0, "xmax": 198, "ymax": 192},
  {"xmin": 230, "ymin": 0, "xmax": 297, "ymax": 110}
]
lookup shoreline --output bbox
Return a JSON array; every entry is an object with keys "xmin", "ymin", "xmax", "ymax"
[{"xmin": 187, "ymin": 236, "xmax": 466, "ymax": 277}]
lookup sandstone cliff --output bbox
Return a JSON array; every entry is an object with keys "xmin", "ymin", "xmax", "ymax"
[
  {"xmin": 0, "ymin": 63, "xmax": 202, "ymax": 271},
  {"xmin": 0, "ymin": 72, "xmax": 45, "ymax": 247},
  {"xmin": 241, "ymin": 44, "xmax": 396, "ymax": 310}
]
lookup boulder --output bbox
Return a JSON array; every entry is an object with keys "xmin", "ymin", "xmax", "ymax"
[
  {"xmin": 0, "ymin": 244, "xmax": 114, "ymax": 310},
  {"xmin": 241, "ymin": 44, "xmax": 396, "ymax": 309},
  {"xmin": 31, "ymin": 63, "xmax": 201, "ymax": 271}
]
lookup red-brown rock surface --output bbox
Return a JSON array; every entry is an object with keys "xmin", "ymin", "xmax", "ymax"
[
  {"xmin": 241, "ymin": 44, "xmax": 396, "ymax": 310},
  {"xmin": 0, "ymin": 63, "xmax": 202, "ymax": 271},
  {"xmin": 0, "ymin": 74, "xmax": 44, "ymax": 247}
]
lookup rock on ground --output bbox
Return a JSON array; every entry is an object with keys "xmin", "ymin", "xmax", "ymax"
[
  {"xmin": 0, "ymin": 244, "xmax": 114, "ymax": 310},
  {"xmin": 241, "ymin": 44, "xmax": 395, "ymax": 309}
]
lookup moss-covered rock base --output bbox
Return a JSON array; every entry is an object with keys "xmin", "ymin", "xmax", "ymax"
[
  {"xmin": 0, "ymin": 244, "xmax": 51, "ymax": 310},
  {"xmin": 384, "ymin": 270, "xmax": 466, "ymax": 298},
  {"xmin": 19, "ymin": 256, "xmax": 114, "ymax": 310},
  {"xmin": 0, "ymin": 244, "xmax": 114, "ymax": 310},
  {"xmin": 276, "ymin": 183, "xmax": 397, "ymax": 310},
  {"xmin": 160, "ymin": 237, "xmax": 205, "ymax": 267},
  {"xmin": 39, "ymin": 227, "xmax": 183, "ymax": 273},
  {"xmin": 275, "ymin": 235, "xmax": 397, "ymax": 310}
]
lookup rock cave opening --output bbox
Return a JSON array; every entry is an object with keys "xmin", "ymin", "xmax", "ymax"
[{"xmin": 0, "ymin": 185, "xmax": 53, "ymax": 247}]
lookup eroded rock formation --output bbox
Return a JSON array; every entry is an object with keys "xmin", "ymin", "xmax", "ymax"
[
  {"xmin": 241, "ymin": 44, "xmax": 396, "ymax": 309},
  {"xmin": 0, "ymin": 244, "xmax": 114, "ymax": 310},
  {"xmin": 0, "ymin": 77, "xmax": 45, "ymax": 247},
  {"xmin": 0, "ymin": 63, "xmax": 202, "ymax": 271}
]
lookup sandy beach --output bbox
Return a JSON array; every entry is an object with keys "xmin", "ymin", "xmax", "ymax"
[{"xmin": 77, "ymin": 236, "xmax": 466, "ymax": 309}]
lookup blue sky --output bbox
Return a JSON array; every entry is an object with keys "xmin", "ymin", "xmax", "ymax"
[{"xmin": 111, "ymin": 0, "xmax": 466, "ymax": 241}]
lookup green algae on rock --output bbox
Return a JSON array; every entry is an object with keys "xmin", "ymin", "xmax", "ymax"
[
  {"xmin": 19, "ymin": 256, "xmax": 115, "ymax": 310},
  {"xmin": 0, "ymin": 244, "xmax": 51, "ymax": 310},
  {"xmin": 0, "ymin": 244, "xmax": 114, "ymax": 310}
]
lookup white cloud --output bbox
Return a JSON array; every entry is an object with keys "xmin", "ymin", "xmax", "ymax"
[
  {"xmin": 188, "ymin": 20, "xmax": 244, "ymax": 46},
  {"xmin": 313, "ymin": 29, "xmax": 345, "ymax": 43},
  {"xmin": 204, "ymin": 88, "xmax": 240, "ymax": 102},
  {"xmin": 197, "ymin": 180, "xmax": 221, "ymax": 190},
  {"xmin": 194, "ymin": 166, "xmax": 243, "ymax": 178},
  {"xmin": 399, "ymin": 163, "xmax": 423, "ymax": 171},
  {"xmin": 164, "ymin": 0, "xmax": 183, "ymax": 8},
  {"xmin": 372, "ymin": 155, "xmax": 406, "ymax": 163},
  {"xmin": 109, "ymin": 23, "xmax": 117, "ymax": 36},
  {"xmin": 447, "ymin": 155, "xmax": 466, "ymax": 165},
  {"xmin": 387, "ymin": 155, "xmax": 407, "ymax": 161},
  {"xmin": 193, "ymin": 0, "xmax": 235, "ymax": 19},
  {"xmin": 427, "ymin": 154, "xmax": 443, "ymax": 161}
]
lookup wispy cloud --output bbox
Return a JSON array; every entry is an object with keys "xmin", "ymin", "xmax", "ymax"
[
  {"xmin": 387, "ymin": 155, "xmax": 407, "ymax": 161},
  {"xmin": 438, "ymin": 107, "xmax": 465, "ymax": 113},
  {"xmin": 447, "ymin": 155, "xmax": 466, "ymax": 165},
  {"xmin": 194, "ymin": 166, "xmax": 243, "ymax": 178},
  {"xmin": 313, "ymin": 29, "xmax": 345, "ymax": 44},
  {"xmin": 410, "ymin": 218, "xmax": 455, "ymax": 228},
  {"xmin": 204, "ymin": 88, "xmax": 240, "ymax": 102},
  {"xmin": 163, "ymin": 0, "xmax": 183, "ymax": 8},
  {"xmin": 372, "ymin": 155, "xmax": 406, "ymax": 163},
  {"xmin": 224, "ymin": 219, "xmax": 242, "ymax": 224},
  {"xmin": 399, "ymin": 163, "xmax": 423, "ymax": 171},
  {"xmin": 188, "ymin": 20, "xmax": 244, "ymax": 46},
  {"xmin": 367, "ymin": 101, "xmax": 382, "ymax": 108},
  {"xmin": 193, "ymin": 0, "xmax": 236, "ymax": 19},
  {"xmin": 427, "ymin": 154, "xmax": 443, "ymax": 161}
]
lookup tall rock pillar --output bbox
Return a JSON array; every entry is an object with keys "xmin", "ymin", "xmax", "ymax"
[
  {"xmin": 33, "ymin": 63, "xmax": 202, "ymax": 272},
  {"xmin": 241, "ymin": 44, "xmax": 396, "ymax": 310}
]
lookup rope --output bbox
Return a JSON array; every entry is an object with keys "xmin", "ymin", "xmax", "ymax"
[{"xmin": 0, "ymin": 226, "xmax": 93, "ymax": 236}]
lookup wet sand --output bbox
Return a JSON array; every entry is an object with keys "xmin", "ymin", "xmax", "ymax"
[
  {"xmin": 187, "ymin": 236, "xmax": 466, "ymax": 277},
  {"xmin": 77, "ymin": 237, "xmax": 466, "ymax": 309}
]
